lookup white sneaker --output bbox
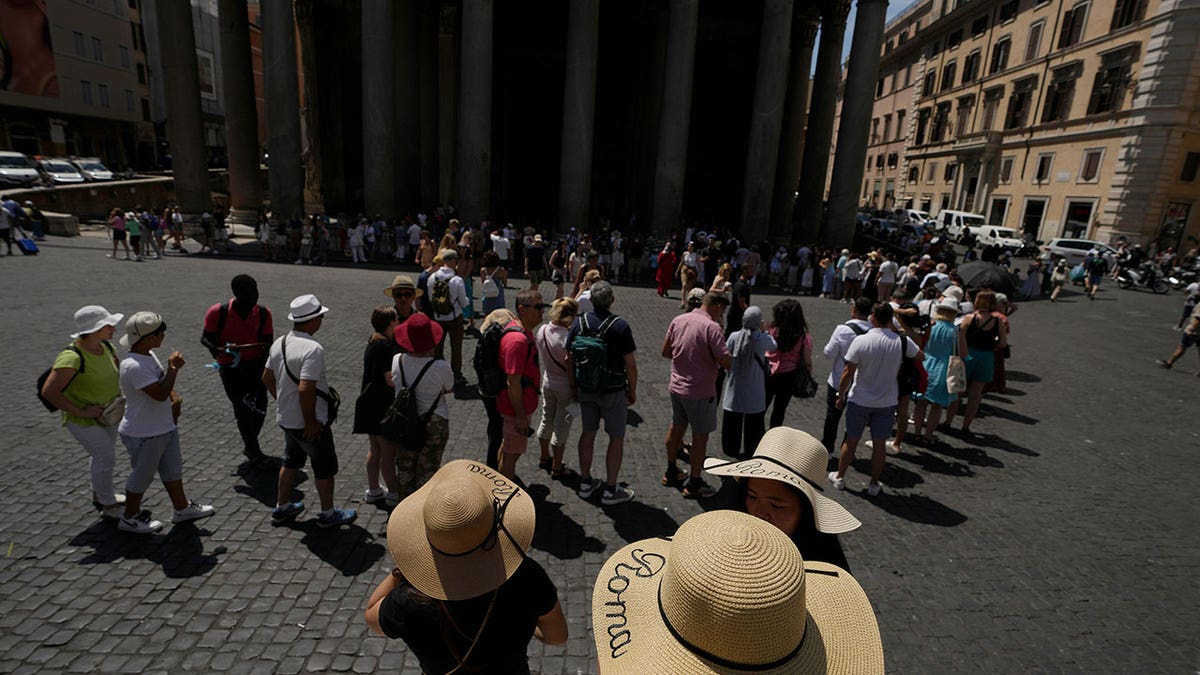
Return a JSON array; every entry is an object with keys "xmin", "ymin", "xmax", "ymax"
[
  {"xmin": 364, "ymin": 487, "xmax": 386, "ymax": 503},
  {"xmin": 100, "ymin": 505, "xmax": 125, "ymax": 520},
  {"xmin": 172, "ymin": 502, "xmax": 215, "ymax": 524},
  {"xmin": 866, "ymin": 482, "xmax": 883, "ymax": 497},
  {"xmin": 827, "ymin": 471, "xmax": 845, "ymax": 490},
  {"xmin": 119, "ymin": 510, "xmax": 163, "ymax": 534}
]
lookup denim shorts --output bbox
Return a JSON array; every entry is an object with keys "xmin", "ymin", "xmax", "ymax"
[
  {"xmin": 843, "ymin": 402, "xmax": 896, "ymax": 441},
  {"xmin": 120, "ymin": 428, "xmax": 184, "ymax": 493}
]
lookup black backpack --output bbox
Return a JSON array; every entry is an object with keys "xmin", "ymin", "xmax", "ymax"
[
  {"xmin": 380, "ymin": 359, "xmax": 444, "ymax": 450},
  {"xmin": 37, "ymin": 342, "xmax": 116, "ymax": 412},
  {"xmin": 472, "ymin": 323, "xmax": 526, "ymax": 397}
]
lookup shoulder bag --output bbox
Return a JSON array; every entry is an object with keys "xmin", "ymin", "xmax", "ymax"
[
  {"xmin": 945, "ymin": 328, "xmax": 966, "ymax": 394},
  {"xmin": 281, "ymin": 336, "xmax": 341, "ymax": 425}
]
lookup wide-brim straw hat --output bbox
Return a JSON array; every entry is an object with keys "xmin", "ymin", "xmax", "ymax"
[
  {"xmin": 592, "ymin": 511, "xmax": 883, "ymax": 674},
  {"xmin": 387, "ymin": 459, "xmax": 535, "ymax": 601},
  {"xmin": 383, "ymin": 274, "xmax": 423, "ymax": 299},
  {"xmin": 704, "ymin": 427, "xmax": 861, "ymax": 535}
]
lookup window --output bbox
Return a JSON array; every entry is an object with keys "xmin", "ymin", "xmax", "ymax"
[
  {"xmin": 999, "ymin": 156, "xmax": 1014, "ymax": 183},
  {"xmin": 876, "ymin": 155, "xmax": 885, "ymax": 170},
  {"xmin": 92, "ymin": 37, "xmax": 103, "ymax": 62},
  {"xmin": 73, "ymin": 31, "xmax": 85, "ymax": 57},
  {"xmin": 998, "ymin": 0, "xmax": 1018, "ymax": 22},
  {"xmin": 877, "ymin": 78, "xmax": 885, "ymax": 97},
  {"xmin": 130, "ymin": 22, "xmax": 139, "ymax": 50},
  {"xmin": 1035, "ymin": 153, "xmax": 1055, "ymax": 183},
  {"xmin": 1042, "ymin": 65, "xmax": 1080, "ymax": 123},
  {"xmin": 909, "ymin": 166, "xmax": 921, "ymax": 183},
  {"xmin": 883, "ymin": 114, "xmax": 893, "ymax": 142},
  {"xmin": 1058, "ymin": 3, "xmax": 1088, "ymax": 49},
  {"xmin": 1026, "ymin": 21, "xmax": 1045, "ymax": 62},
  {"xmin": 904, "ymin": 64, "xmax": 913, "ymax": 87},
  {"xmin": 942, "ymin": 61, "xmax": 957, "ymax": 91},
  {"xmin": 141, "ymin": 98, "xmax": 151, "ymax": 122},
  {"xmin": 1180, "ymin": 152, "xmax": 1200, "ymax": 182},
  {"xmin": 947, "ymin": 29, "xmax": 963, "ymax": 49},
  {"xmin": 888, "ymin": 153, "xmax": 899, "ymax": 169},
  {"xmin": 81, "ymin": 81, "xmax": 93, "ymax": 105},
  {"xmin": 98, "ymin": 83, "xmax": 109, "ymax": 107},
  {"xmin": 1080, "ymin": 148, "xmax": 1104, "ymax": 182},
  {"xmin": 932, "ymin": 102, "xmax": 952, "ymax": 141},
  {"xmin": 981, "ymin": 87, "xmax": 1004, "ymax": 130},
  {"xmin": 988, "ymin": 197, "xmax": 1010, "ymax": 228},
  {"xmin": 923, "ymin": 71, "xmax": 937, "ymax": 97},
  {"xmin": 915, "ymin": 108, "xmax": 931, "ymax": 145},
  {"xmin": 896, "ymin": 110, "xmax": 907, "ymax": 140},
  {"xmin": 1087, "ymin": 48, "xmax": 1136, "ymax": 115},
  {"xmin": 120, "ymin": 45, "xmax": 131, "ymax": 68},
  {"xmin": 962, "ymin": 51, "xmax": 981, "ymax": 84},
  {"xmin": 872, "ymin": 118, "xmax": 881, "ymax": 144},
  {"xmin": 137, "ymin": 63, "xmax": 146, "ymax": 84},
  {"xmin": 125, "ymin": 89, "xmax": 135, "ymax": 113},
  {"xmin": 991, "ymin": 37, "xmax": 1011, "ymax": 74},
  {"xmin": 927, "ymin": 162, "xmax": 939, "ymax": 184},
  {"xmin": 1005, "ymin": 77, "xmax": 1037, "ymax": 129},
  {"xmin": 944, "ymin": 162, "xmax": 958, "ymax": 182},
  {"xmin": 971, "ymin": 15, "xmax": 989, "ymax": 36},
  {"xmin": 1111, "ymin": 0, "xmax": 1147, "ymax": 30},
  {"xmin": 956, "ymin": 96, "xmax": 975, "ymax": 136},
  {"xmin": 929, "ymin": 40, "xmax": 941, "ymax": 58}
]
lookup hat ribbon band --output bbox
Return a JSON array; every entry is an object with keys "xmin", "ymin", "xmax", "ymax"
[
  {"xmin": 656, "ymin": 580, "xmax": 806, "ymax": 671},
  {"xmin": 428, "ymin": 489, "xmax": 526, "ymax": 559}
]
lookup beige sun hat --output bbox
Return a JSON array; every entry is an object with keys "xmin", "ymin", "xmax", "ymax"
[
  {"xmin": 386, "ymin": 459, "xmax": 535, "ymax": 601},
  {"xmin": 592, "ymin": 510, "xmax": 883, "ymax": 674},
  {"xmin": 704, "ymin": 427, "xmax": 861, "ymax": 535},
  {"xmin": 383, "ymin": 274, "xmax": 423, "ymax": 299}
]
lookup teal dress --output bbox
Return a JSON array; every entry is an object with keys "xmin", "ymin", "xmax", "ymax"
[{"xmin": 916, "ymin": 320, "xmax": 957, "ymax": 406}]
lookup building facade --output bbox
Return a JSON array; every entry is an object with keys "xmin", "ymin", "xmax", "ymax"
[
  {"xmin": 845, "ymin": 0, "xmax": 1200, "ymax": 249},
  {"xmin": 0, "ymin": 0, "xmax": 154, "ymax": 169}
]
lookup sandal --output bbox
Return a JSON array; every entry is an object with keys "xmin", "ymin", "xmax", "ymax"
[
  {"xmin": 662, "ymin": 466, "xmax": 687, "ymax": 488},
  {"xmin": 551, "ymin": 465, "xmax": 577, "ymax": 480},
  {"xmin": 538, "ymin": 457, "xmax": 553, "ymax": 473}
]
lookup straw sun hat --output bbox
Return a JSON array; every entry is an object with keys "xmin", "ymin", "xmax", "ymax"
[
  {"xmin": 704, "ymin": 427, "xmax": 861, "ymax": 535},
  {"xmin": 387, "ymin": 459, "xmax": 535, "ymax": 601},
  {"xmin": 592, "ymin": 510, "xmax": 883, "ymax": 674}
]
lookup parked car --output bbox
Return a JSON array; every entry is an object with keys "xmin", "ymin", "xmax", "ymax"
[
  {"xmin": 1042, "ymin": 238, "xmax": 1118, "ymax": 266},
  {"xmin": 977, "ymin": 226, "xmax": 1025, "ymax": 251},
  {"xmin": 936, "ymin": 209, "xmax": 988, "ymax": 241},
  {"xmin": 0, "ymin": 151, "xmax": 40, "ymax": 187},
  {"xmin": 898, "ymin": 222, "xmax": 930, "ymax": 240},
  {"xmin": 894, "ymin": 208, "xmax": 931, "ymax": 225},
  {"xmin": 36, "ymin": 157, "xmax": 87, "ymax": 184},
  {"xmin": 70, "ymin": 157, "xmax": 114, "ymax": 181}
]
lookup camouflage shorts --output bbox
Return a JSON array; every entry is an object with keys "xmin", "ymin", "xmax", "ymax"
[{"xmin": 395, "ymin": 414, "xmax": 449, "ymax": 500}]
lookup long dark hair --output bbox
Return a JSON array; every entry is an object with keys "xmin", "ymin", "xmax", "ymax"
[{"xmin": 772, "ymin": 299, "xmax": 808, "ymax": 353}]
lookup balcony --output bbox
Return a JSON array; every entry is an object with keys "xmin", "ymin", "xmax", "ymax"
[{"xmin": 954, "ymin": 130, "xmax": 1002, "ymax": 154}]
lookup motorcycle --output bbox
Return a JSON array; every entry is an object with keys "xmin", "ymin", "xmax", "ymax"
[
  {"xmin": 1166, "ymin": 262, "xmax": 1198, "ymax": 291},
  {"xmin": 1116, "ymin": 262, "xmax": 1171, "ymax": 294}
]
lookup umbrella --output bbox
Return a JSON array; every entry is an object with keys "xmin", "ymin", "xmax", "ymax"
[{"xmin": 956, "ymin": 261, "xmax": 1018, "ymax": 294}]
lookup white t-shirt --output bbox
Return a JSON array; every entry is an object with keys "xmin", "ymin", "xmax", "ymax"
[
  {"xmin": 428, "ymin": 267, "xmax": 469, "ymax": 321},
  {"xmin": 1186, "ymin": 282, "xmax": 1199, "ymax": 300},
  {"xmin": 575, "ymin": 290, "xmax": 594, "ymax": 317},
  {"xmin": 491, "ymin": 233, "xmax": 511, "ymax": 261},
  {"xmin": 823, "ymin": 319, "xmax": 872, "ymax": 388},
  {"xmin": 267, "ymin": 330, "xmax": 330, "ymax": 428},
  {"xmin": 408, "ymin": 223, "xmax": 422, "ymax": 245},
  {"xmin": 843, "ymin": 258, "xmax": 864, "ymax": 281},
  {"xmin": 391, "ymin": 354, "xmax": 454, "ymax": 419},
  {"xmin": 536, "ymin": 324, "xmax": 572, "ymax": 393},
  {"xmin": 844, "ymin": 328, "xmax": 920, "ymax": 408},
  {"xmin": 878, "ymin": 260, "xmax": 899, "ymax": 284},
  {"xmin": 118, "ymin": 352, "xmax": 175, "ymax": 437}
]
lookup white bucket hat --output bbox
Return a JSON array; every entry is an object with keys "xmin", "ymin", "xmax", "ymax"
[
  {"xmin": 592, "ymin": 510, "xmax": 883, "ymax": 674},
  {"xmin": 70, "ymin": 305, "xmax": 124, "ymax": 339},
  {"xmin": 287, "ymin": 294, "xmax": 330, "ymax": 322}
]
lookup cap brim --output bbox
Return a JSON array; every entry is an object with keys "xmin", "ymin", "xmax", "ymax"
[
  {"xmin": 387, "ymin": 460, "xmax": 535, "ymax": 601},
  {"xmin": 704, "ymin": 457, "xmax": 861, "ymax": 535},
  {"xmin": 593, "ymin": 541, "xmax": 883, "ymax": 674}
]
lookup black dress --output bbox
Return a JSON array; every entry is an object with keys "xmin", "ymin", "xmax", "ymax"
[{"xmin": 352, "ymin": 337, "xmax": 398, "ymax": 435}]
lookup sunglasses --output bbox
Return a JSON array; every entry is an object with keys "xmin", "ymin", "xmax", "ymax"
[
  {"xmin": 392, "ymin": 290, "xmax": 415, "ymax": 298},
  {"xmin": 522, "ymin": 303, "xmax": 550, "ymax": 311}
]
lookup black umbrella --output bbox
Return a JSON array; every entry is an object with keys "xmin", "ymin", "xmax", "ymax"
[{"xmin": 956, "ymin": 261, "xmax": 1018, "ymax": 294}]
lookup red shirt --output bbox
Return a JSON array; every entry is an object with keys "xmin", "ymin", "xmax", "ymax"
[
  {"xmin": 496, "ymin": 320, "xmax": 539, "ymax": 416},
  {"xmin": 203, "ymin": 300, "xmax": 273, "ymax": 365}
]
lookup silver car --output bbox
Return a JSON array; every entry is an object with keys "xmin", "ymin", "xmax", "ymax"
[{"xmin": 1042, "ymin": 238, "xmax": 1117, "ymax": 266}]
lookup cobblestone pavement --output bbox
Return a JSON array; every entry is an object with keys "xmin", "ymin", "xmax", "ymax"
[{"xmin": 1, "ymin": 236, "xmax": 1197, "ymax": 673}]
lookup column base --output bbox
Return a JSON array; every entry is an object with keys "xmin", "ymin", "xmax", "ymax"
[{"xmin": 227, "ymin": 207, "xmax": 259, "ymax": 227}]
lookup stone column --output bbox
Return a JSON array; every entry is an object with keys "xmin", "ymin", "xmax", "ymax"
[
  {"xmin": 769, "ymin": 7, "xmax": 819, "ymax": 242},
  {"xmin": 558, "ymin": 0, "xmax": 600, "ymax": 235},
  {"xmin": 218, "ymin": 0, "xmax": 262, "ymax": 225},
  {"xmin": 361, "ymin": 0, "xmax": 397, "ymax": 218},
  {"xmin": 740, "ymin": 0, "xmax": 794, "ymax": 244},
  {"xmin": 418, "ymin": 0, "xmax": 440, "ymax": 208},
  {"xmin": 974, "ymin": 157, "xmax": 991, "ymax": 213},
  {"xmin": 795, "ymin": 0, "xmax": 851, "ymax": 244},
  {"xmin": 824, "ymin": 0, "xmax": 889, "ymax": 249},
  {"xmin": 262, "ymin": 0, "xmax": 304, "ymax": 220},
  {"xmin": 651, "ymin": 0, "xmax": 700, "ymax": 238},
  {"xmin": 456, "ymin": 0, "xmax": 493, "ymax": 223},
  {"xmin": 395, "ymin": 0, "xmax": 421, "ymax": 212},
  {"xmin": 154, "ymin": 0, "xmax": 209, "ymax": 217}
]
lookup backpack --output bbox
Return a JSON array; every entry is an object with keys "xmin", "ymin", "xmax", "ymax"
[
  {"xmin": 379, "ymin": 359, "xmax": 444, "ymax": 450},
  {"xmin": 897, "ymin": 335, "xmax": 928, "ymax": 395},
  {"xmin": 473, "ymin": 323, "xmax": 526, "ymax": 397},
  {"xmin": 37, "ymin": 342, "xmax": 116, "ymax": 412},
  {"xmin": 1088, "ymin": 256, "xmax": 1108, "ymax": 274},
  {"xmin": 431, "ymin": 275, "xmax": 454, "ymax": 315},
  {"xmin": 482, "ymin": 269, "xmax": 500, "ymax": 298},
  {"xmin": 571, "ymin": 315, "xmax": 626, "ymax": 394}
]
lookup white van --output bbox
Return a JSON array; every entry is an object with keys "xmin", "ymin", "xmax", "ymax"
[
  {"xmin": 936, "ymin": 210, "xmax": 987, "ymax": 241},
  {"xmin": 977, "ymin": 226, "xmax": 1024, "ymax": 250},
  {"xmin": 0, "ymin": 151, "xmax": 40, "ymax": 187}
]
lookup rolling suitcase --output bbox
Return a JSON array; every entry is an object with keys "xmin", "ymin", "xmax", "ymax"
[{"xmin": 14, "ymin": 226, "xmax": 38, "ymax": 255}]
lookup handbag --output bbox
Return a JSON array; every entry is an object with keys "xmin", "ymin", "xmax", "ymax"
[
  {"xmin": 897, "ymin": 335, "xmax": 928, "ymax": 394},
  {"xmin": 98, "ymin": 396, "xmax": 126, "ymax": 427},
  {"xmin": 945, "ymin": 330, "xmax": 966, "ymax": 394},
  {"xmin": 281, "ymin": 337, "xmax": 341, "ymax": 425},
  {"xmin": 792, "ymin": 365, "xmax": 819, "ymax": 399}
]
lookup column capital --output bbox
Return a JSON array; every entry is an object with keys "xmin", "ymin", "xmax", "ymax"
[
  {"xmin": 795, "ymin": 5, "xmax": 820, "ymax": 48},
  {"xmin": 821, "ymin": 0, "xmax": 853, "ymax": 27}
]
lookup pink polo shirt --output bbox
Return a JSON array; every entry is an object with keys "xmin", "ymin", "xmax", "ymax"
[{"xmin": 664, "ymin": 309, "xmax": 729, "ymax": 400}]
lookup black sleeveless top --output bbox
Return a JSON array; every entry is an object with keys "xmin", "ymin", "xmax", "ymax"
[{"xmin": 965, "ymin": 313, "xmax": 999, "ymax": 351}]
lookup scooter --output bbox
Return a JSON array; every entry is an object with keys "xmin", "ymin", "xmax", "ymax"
[
  {"xmin": 1116, "ymin": 262, "xmax": 1171, "ymax": 294},
  {"xmin": 1166, "ymin": 262, "xmax": 1198, "ymax": 290}
]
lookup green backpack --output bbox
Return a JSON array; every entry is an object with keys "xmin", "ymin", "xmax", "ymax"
[{"xmin": 571, "ymin": 315, "xmax": 626, "ymax": 394}]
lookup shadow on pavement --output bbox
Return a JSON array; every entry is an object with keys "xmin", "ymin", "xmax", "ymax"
[
  {"xmin": 921, "ymin": 442, "xmax": 1005, "ymax": 469},
  {"xmin": 284, "ymin": 520, "xmax": 386, "ymax": 576},
  {"xmin": 849, "ymin": 457, "xmax": 924, "ymax": 489},
  {"xmin": 232, "ymin": 464, "xmax": 306, "ymax": 508},
  {"xmin": 972, "ymin": 433, "xmax": 1040, "ymax": 457},
  {"xmin": 894, "ymin": 449, "xmax": 982, "ymax": 477},
  {"xmin": 978, "ymin": 403, "xmax": 1039, "ymax": 426},
  {"xmin": 69, "ymin": 520, "xmax": 226, "ymax": 578},
  {"xmin": 850, "ymin": 490, "xmax": 969, "ymax": 527},
  {"xmin": 1004, "ymin": 370, "xmax": 1042, "ymax": 383},
  {"xmin": 525, "ymin": 483, "xmax": 606, "ymax": 559},
  {"xmin": 603, "ymin": 500, "xmax": 679, "ymax": 544}
]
